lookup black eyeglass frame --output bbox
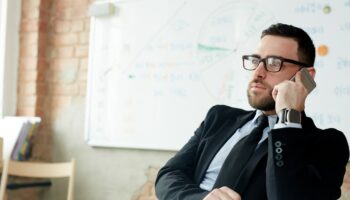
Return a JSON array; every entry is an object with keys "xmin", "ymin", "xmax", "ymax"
[{"xmin": 242, "ymin": 55, "xmax": 310, "ymax": 72}]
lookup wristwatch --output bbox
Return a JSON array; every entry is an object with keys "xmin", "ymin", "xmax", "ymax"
[{"xmin": 277, "ymin": 108, "xmax": 301, "ymax": 124}]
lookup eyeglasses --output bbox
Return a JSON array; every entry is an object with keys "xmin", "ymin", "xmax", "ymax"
[{"xmin": 242, "ymin": 55, "xmax": 310, "ymax": 72}]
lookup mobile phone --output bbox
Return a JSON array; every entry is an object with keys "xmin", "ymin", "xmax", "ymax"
[{"xmin": 290, "ymin": 68, "xmax": 316, "ymax": 93}]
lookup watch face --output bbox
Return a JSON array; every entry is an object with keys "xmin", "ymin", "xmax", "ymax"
[
  {"xmin": 287, "ymin": 109, "xmax": 301, "ymax": 124},
  {"xmin": 277, "ymin": 108, "xmax": 301, "ymax": 124}
]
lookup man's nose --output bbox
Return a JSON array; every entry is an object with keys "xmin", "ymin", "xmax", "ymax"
[{"xmin": 253, "ymin": 61, "xmax": 267, "ymax": 78}]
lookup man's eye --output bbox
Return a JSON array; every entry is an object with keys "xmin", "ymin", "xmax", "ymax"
[
  {"xmin": 267, "ymin": 58, "xmax": 280, "ymax": 66},
  {"xmin": 252, "ymin": 59, "xmax": 260, "ymax": 65},
  {"xmin": 272, "ymin": 59, "xmax": 282, "ymax": 66}
]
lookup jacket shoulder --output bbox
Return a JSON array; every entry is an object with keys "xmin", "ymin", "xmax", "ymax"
[
  {"xmin": 206, "ymin": 105, "xmax": 251, "ymax": 119},
  {"xmin": 201, "ymin": 105, "xmax": 252, "ymax": 130}
]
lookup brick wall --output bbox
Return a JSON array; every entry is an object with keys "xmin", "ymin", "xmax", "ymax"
[
  {"xmin": 14, "ymin": 0, "xmax": 91, "ymax": 199},
  {"xmin": 18, "ymin": 0, "xmax": 51, "ymax": 168},
  {"xmin": 17, "ymin": 0, "xmax": 91, "ymax": 159}
]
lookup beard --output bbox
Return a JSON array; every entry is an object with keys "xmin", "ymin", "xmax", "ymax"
[{"xmin": 247, "ymin": 79, "xmax": 275, "ymax": 111}]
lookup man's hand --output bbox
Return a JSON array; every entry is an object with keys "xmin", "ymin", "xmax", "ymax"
[
  {"xmin": 272, "ymin": 71, "xmax": 308, "ymax": 113},
  {"xmin": 203, "ymin": 187, "xmax": 241, "ymax": 200}
]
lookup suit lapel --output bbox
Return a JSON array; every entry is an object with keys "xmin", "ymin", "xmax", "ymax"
[{"xmin": 195, "ymin": 111, "xmax": 256, "ymax": 183}]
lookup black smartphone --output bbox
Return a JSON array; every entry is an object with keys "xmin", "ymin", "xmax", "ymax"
[{"xmin": 290, "ymin": 68, "xmax": 316, "ymax": 93}]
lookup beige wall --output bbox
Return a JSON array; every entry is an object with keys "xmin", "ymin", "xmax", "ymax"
[{"xmin": 14, "ymin": 0, "xmax": 350, "ymax": 199}]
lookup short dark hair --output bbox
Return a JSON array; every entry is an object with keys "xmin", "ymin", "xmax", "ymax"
[{"xmin": 261, "ymin": 23, "xmax": 315, "ymax": 66}]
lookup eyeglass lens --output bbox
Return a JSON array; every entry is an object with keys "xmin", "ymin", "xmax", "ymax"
[{"xmin": 244, "ymin": 56, "xmax": 283, "ymax": 72}]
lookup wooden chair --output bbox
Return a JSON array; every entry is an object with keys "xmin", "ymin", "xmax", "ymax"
[{"xmin": 0, "ymin": 158, "xmax": 75, "ymax": 200}]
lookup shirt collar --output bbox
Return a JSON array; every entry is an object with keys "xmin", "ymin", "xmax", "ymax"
[{"xmin": 253, "ymin": 110, "xmax": 278, "ymax": 129}]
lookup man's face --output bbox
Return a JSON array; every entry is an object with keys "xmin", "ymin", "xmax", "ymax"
[{"xmin": 247, "ymin": 35, "xmax": 301, "ymax": 112}]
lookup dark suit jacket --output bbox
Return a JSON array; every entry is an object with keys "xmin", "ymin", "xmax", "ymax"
[{"xmin": 155, "ymin": 105, "xmax": 349, "ymax": 200}]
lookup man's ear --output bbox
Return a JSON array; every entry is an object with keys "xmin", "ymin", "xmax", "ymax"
[{"xmin": 307, "ymin": 67, "xmax": 316, "ymax": 79}]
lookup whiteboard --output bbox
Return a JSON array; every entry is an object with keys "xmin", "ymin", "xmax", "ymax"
[{"xmin": 86, "ymin": 0, "xmax": 350, "ymax": 150}]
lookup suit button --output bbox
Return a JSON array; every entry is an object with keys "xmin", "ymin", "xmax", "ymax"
[
  {"xmin": 275, "ymin": 147, "xmax": 283, "ymax": 154},
  {"xmin": 275, "ymin": 154, "xmax": 283, "ymax": 160},
  {"xmin": 276, "ymin": 160, "xmax": 284, "ymax": 167},
  {"xmin": 274, "ymin": 141, "xmax": 282, "ymax": 147}
]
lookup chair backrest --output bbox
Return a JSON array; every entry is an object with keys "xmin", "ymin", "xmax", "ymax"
[{"xmin": 0, "ymin": 159, "xmax": 75, "ymax": 200}]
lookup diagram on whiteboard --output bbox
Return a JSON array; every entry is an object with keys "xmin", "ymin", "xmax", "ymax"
[{"xmin": 86, "ymin": 0, "xmax": 350, "ymax": 150}]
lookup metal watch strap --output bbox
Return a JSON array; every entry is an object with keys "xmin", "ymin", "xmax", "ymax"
[{"xmin": 277, "ymin": 108, "xmax": 301, "ymax": 124}]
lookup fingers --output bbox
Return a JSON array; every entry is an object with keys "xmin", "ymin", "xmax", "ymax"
[
  {"xmin": 221, "ymin": 187, "xmax": 241, "ymax": 199},
  {"xmin": 294, "ymin": 70, "xmax": 302, "ymax": 84},
  {"xmin": 272, "ymin": 86, "xmax": 278, "ymax": 101},
  {"xmin": 203, "ymin": 187, "xmax": 241, "ymax": 200},
  {"xmin": 272, "ymin": 78, "xmax": 308, "ymax": 112}
]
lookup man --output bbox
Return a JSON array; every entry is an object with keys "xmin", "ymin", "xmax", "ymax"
[{"xmin": 155, "ymin": 23, "xmax": 349, "ymax": 200}]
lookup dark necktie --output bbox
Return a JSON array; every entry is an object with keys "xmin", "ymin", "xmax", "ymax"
[{"xmin": 213, "ymin": 114, "xmax": 268, "ymax": 189}]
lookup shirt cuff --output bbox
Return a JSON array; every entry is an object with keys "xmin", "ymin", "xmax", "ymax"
[{"xmin": 274, "ymin": 122, "xmax": 302, "ymax": 129}]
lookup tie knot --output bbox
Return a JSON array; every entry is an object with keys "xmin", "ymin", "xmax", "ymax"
[{"xmin": 256, "ymin": 115, "xmax": 268, "ymax": 129}]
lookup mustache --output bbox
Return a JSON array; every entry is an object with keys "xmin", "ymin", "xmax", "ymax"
[
  {"xmin": 250, "ymin": 78, "xmax": 265, "ymax": 85},
  {"xmin": 249, "ymin": 78, "xmax": 273, "ymax": 90}
]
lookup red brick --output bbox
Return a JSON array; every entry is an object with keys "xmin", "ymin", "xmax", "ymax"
[
  {"xmin": 55, "ymin": 0, "xmax": 72, "ymax": 11},
  {"xmin": 20, "ymin": 58, "xmax": 38, "ymax": 70},
  {"xmin": 71, "ymin": 20, "xmax": 84, "ymax": 32},
  {"xmin": 71, "ymin": 7, "xmax": 88, "ymax": 19},
  {"xmin": 20, "ymin": 44, "xmax": 39, "ymax": 57},
  {"xmin": 59, "ymin": 46, "xmax": 75, "ymax": 57},
  {"xmin": 24, "ymin": 9, "xmax": 40, "ymax": 20},
  {"xmin": 84, "ymin": 18, "xmax": 90, "ymax": 31},
  {"xmin": 18, "ymin": 82, "xmax": 37, "ymax": 95},
  {"xmin": 33, "ymin": 109, "xmax": 46, "ymax": 121},
  {"xmin": 21, "ymin": 20, "xmax": 40, "ymax": 32},
  {"xmin": 17, "ymin": 95, "xmax": 37, "ymax": 107},
  {"xmin": 55, "ymin": 9, "xmax": 73, "ymax": 20},
  {"xmin": 37, "ymin": 58, "xmax": 48, "ymax": 71},
  {"xmin": 21, "ymin": 0, "xmax": 41, "ymax": 11},
  {"xmin": 79, "ymin": 32, "xmax": 89, "ymax": 44},
  {"xmin": 71, "ymin": 0, "xmax": 89, "ymax": 8},
  {"xmin": 21, "ymin": 32, "xmax": 39, "ymax": 46},
  {"xmin": 46, "ymin": 70, "xmax": 55, "ymax": 83},
  {"xmin": 51, "ymin": 58, "xmax": 79, "ymax": 70},
  {"xmin": 15, "ymin": 2, "xmax": 97, "ymax": 198},
  {"xmin": 36, "ymin": 70, "xmax": 46, "ymax": 82},
  {"xmin": 38, "ymin": 33, "xmax": 48, "ymax": 51},
  {"xmin": 80, "ymin": 58, "xmax": 89, "ymax": 69},
  {"xmin": 16, "ymin": 107, "xmax": 37, "ymax": 116},
  {"xmin": 53, "ymin": 20, "xmax": 71, "ymax": 33},
  {"xmin": 50, "ymin": 46, "xmax": 74, "ymax": 58},
  {"xmin": 75, "ymin": 45, "xmax": 89, "ymax": 57},
  {"xmin": 38, "ymin": 20, "xmax": 49, "ymax": 33},
  {"xmin": 19, "ymin": 70, "xmax": 38, "ymax": 82},
  {"xmin": 50, "ymin": 96, "xmax": 72, "ymax": 107},
  {"xmin": 50, "ymin": 84, "xmax": 79, "ymax": 95},
  {"xmin": 48, "ymin": 68, "xmax": 79, "ymax": 84},
  {"xmin": 50, "ymin": 33, "xmax": 78, "ymax": 46},
  {"xmin": 39, "ymin": 0, "xmax": 51, "ymax": 10},
  {"xmin": 36, "ymin": 83, "xmax": 47, "ymax": 95},
  {"xmin": 78, "ymin": 67, "xmax": 88, "ymax": 81}
]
